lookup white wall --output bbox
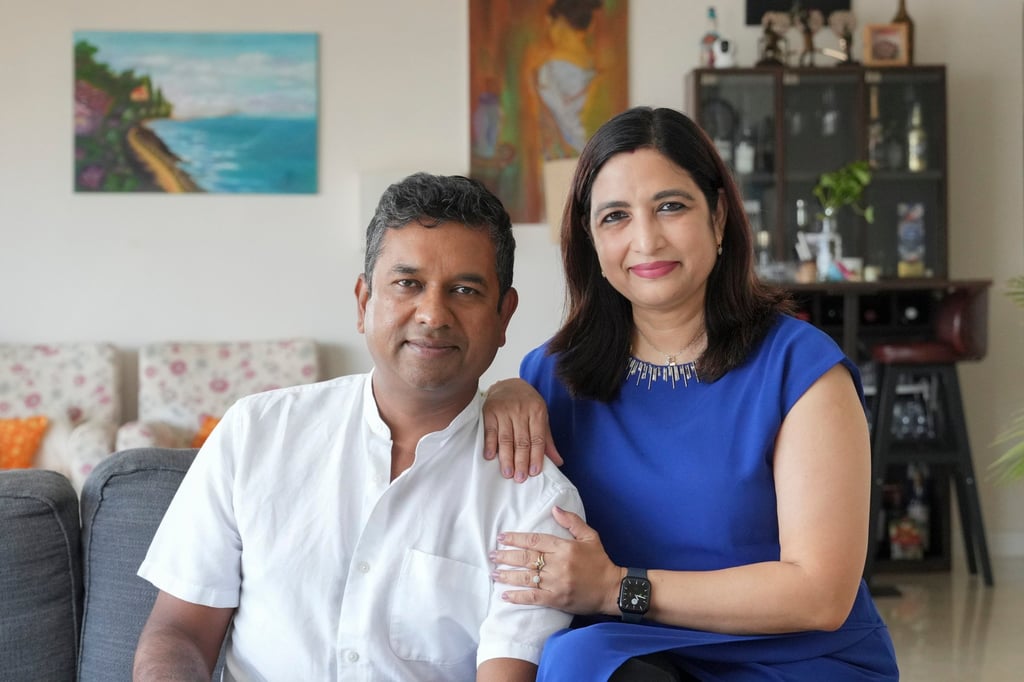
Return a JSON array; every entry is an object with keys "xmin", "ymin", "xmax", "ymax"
[{"xmin": 2, "ymin": 0, "xmax": 1023, "ymax": 555}]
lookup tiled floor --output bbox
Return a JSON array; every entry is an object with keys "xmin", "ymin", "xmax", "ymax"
[{"xmin": 873, "ymin": 556, "xmax": 1024, "ymax": 681}]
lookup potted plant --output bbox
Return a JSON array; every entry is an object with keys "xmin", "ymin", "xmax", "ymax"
[
  {"xmin": 811, "ymin": 160, "xmax": 874, "ymax": 280},
  {"xmin": 990, "ymin": 275, "xmax": 1024, "ymax": 481},
  {"xmin": 813, "ymin": 160, "xmax": 875, "ymax": 224}
]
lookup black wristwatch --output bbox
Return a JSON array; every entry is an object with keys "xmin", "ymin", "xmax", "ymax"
[{"xmin": 618, "ymin": 567, "xmax": 651, "ymax": 623}]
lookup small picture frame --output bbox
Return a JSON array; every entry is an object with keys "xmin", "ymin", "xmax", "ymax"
[{"xmin": 863, "ymin": 23, "xmax": 910, "ymax": 66}]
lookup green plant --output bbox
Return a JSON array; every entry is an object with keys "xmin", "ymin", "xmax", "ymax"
[
  {"xmin": 813, "ymin": 160, "xmax": 875, "ymax": 223},
  {"xmin": 990, "ymin": 275, "xmax": 1024, "ymax": 482}
]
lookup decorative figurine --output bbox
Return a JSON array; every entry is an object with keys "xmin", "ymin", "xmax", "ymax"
[
  {"xmin": 827, "ymin": 10, "xmax": 858, "ymax": 65},
  {"xmin": 757, "ymin": 11, "xmax": 791, "ymax": 67},
  {"xmin": 794, "ymin": 7, "xmax": 825, "ymax": 67}
]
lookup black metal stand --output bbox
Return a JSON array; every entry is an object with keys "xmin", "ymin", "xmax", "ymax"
[{"xmin": 864, "ymin": 362, "xmax": 994, "ymax": 593}]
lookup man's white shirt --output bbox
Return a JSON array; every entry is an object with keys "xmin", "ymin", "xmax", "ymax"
[{"xmin": 139, "ymin": 372, "xmax": 583, "ymax": 680}]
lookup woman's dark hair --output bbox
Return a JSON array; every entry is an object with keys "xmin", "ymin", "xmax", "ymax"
[{"xmin": 550, "ymin": 106, "xmax": 792, "ymax": 401}]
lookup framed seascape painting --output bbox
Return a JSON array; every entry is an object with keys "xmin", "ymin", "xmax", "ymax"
[
  {"xmin": 469, "ymin": 0, "xmax": 629, "ymax": 224},
  {"xmin": 73, "ymin": 31, "xmax": 319, "ymax": 194}
]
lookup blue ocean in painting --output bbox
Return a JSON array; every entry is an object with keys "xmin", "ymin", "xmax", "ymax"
[{"xmin": 147, "ymin": 116, "xmax": 317, "ymax": 194}]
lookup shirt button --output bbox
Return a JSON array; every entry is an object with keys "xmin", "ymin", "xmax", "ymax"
[
  {"xmin": 347, "ymin": 651, "xmax": 359, "ymax": 663},
  {"xmin": 373, "ymin": 474, "xmax": 386, "ymax": 485},
  {"xmin": 358, "ymin": 561, "xmax": 370, "ymax": 573}
]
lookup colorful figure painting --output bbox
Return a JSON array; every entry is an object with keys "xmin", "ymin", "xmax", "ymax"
[
  {"xmin": 469, "ymin": 0, "xmax": 629, "ymax": 223},
  {"xmin": 73, "ymin": 32, "xmax": 318, "ymax": 194}
]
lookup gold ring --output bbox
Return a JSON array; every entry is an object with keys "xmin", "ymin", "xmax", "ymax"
[
  {"xmin": 534, "ymin": 554, "xmax": 546, "ymax": 571},
  {"xmin": 532, "ymin": 573, "xmax": 541, "ymax": 585}
]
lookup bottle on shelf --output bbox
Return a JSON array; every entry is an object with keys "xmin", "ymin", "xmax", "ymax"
[
  {"xmin": 904, "ymin": 462, "xmax": 931, "ymax": 553},
  {"xmin": 816, "ymin": 210, "xmax": 837, "ymax": 282},
  {"xmin": 892, "ymin": 0, "xmax": 915, "ymax": 64},
  {"xmin": 700, "ymin": 7, "xmax": 719, "ymax": 67},
  {"xmin": 795, "ymin": 198, "xmax": 809, "ymax": 230},
  {"xmin": 867, "ymin": 86, "xmax": 885, "ymax": 169},
  {"xmin": 746, "ymin": 200, "xmax": 771, "ymax": 270},
  {"xmin": 884, "ymin": 128, "xmax": 905, "ymax": 170},
  {"xmin": 820, "ymin": 86, "xmax": 839, "ymax": 137},
  {"xmin": 907, "ymin": 101, "xmax": 928, "ymax": 172},
  {"xmin": 880, "ymin": 482, "xmax": 905, "ymax": 560},
  {"xmin": 735, "ymin": 125, "xmax": 756, "ymax": 175},
  {"xmin": 897, "ymin": 202, "xmax": 926, "ymax": 277}
]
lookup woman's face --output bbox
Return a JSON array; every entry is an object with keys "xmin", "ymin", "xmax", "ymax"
[{"xmin": 588, "ymin": 147, "xmax": 723, "ymax": 316}]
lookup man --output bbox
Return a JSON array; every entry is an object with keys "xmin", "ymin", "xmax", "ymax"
[{"xmin": 133, "ymin": 173, "xmax": 584, "ymax": 681}]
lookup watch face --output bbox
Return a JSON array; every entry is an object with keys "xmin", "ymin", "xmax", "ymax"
[{"xmin": 618, "ymin": 576, "xmax": 651, "ymax": 614}]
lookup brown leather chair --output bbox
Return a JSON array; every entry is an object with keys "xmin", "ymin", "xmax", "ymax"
[{"xmin": 865, "ymin": 286, "xmax": 993, "ymax": 586}]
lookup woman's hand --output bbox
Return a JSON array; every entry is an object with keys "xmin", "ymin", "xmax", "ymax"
[
  {"xmin": 483, "ymin": 379, "xmax": 563, "ymax": 481},
  {"xmin": 490, "ymin": 506, "xmax": 622, "ymax": 616}
]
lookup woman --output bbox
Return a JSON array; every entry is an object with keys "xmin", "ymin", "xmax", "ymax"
[{"xmin": 485, "ymin": 107, "xmax": 898, "ymax": 679}]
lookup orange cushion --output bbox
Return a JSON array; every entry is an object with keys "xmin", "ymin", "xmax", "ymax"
[
  {"xmin": 190, "ymin": 415, "xmax": 221, "ymax": 448},
  {"xmin": 0, "ymin": 415, "xmax": 50, "ymax": 469}
]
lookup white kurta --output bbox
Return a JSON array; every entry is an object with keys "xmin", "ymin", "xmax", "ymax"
[{"xmin": 139, "ymin": 372, "xmax": 583, "ymax": 681}]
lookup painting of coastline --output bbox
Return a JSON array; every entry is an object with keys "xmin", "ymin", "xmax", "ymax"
[{"xmin": 74, "ymin": 31, "xmax": 319, "ymax": 194}]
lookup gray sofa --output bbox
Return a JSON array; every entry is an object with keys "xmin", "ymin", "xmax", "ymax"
[{"xmin": 0, "ymin": 448, "xmax": 216, "ymax": 681}]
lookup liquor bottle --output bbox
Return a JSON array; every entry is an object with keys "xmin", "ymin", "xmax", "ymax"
[
  {"xmin": 867, "ymin": 86, "xmax": 885, "ymax": 169},
  {"xmin": 700, "ymin": 7, "xmax": 719, "ymax": 67},
  {"xmin": 907, "ymin": 102, "xmax": 927, "ymax": 172},
  {"xmin": 905, "ymin": 463, "xmax": 930, "ymax": 554},
  {"xmin": 820, "ymin": 87, "xmax": 839, "ymax": 137},
  {"xmin": 795, "ymin": 198, "xmax": 808, "ymax": 230},
  {"xmin": 892, "ymin": 0, "xmax": 915, "ymax": 64},
  {"xmin": 881, "ymin": 483, "xmax": 905, "ymax": 560},
  {"xmin": 734, "ymin": 125, "xmax": 756, "ymax": 174},
  {"xmin": 816, "ymin": 211, "xmax": 836, "ymax": 282},
  {"xmin": 897, "ymin": 201, "xmax": 926, "ymax": 278}
]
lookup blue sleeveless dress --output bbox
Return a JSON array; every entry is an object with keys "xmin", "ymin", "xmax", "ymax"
[{"xmin": 520, "ymin": 315, "xmax": 899, "ymax": 680}]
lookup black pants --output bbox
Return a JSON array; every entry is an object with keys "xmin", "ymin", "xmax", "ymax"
[{"xmin": 609, "ymin": 653, "xmax": 702, "ymax": 681}]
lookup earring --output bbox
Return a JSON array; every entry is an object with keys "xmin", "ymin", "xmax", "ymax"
[{"xmin": 717, "ymin": 244, "xmax": 723, "ymax": 256}]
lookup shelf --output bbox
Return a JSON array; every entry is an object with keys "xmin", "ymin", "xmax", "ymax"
[{"xmin": 688, "ymin": 65, "xmax": 948, "ymax": 279}]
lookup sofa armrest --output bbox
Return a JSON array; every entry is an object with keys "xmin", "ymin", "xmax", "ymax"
[
  {"xmin": 115, "ymin": 421, "xmax": 190, "ymax": 452},
  {"xmin": 0, "ymin": 469, "xmax": 82, "ymax": 680},
  {"xmin": 79, "ymin": 448, "xmax": 208, "ymax": 681}
]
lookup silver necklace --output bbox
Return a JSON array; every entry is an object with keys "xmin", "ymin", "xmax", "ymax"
[
  {"xmin": 626, "ymin": 355, "xmax": 699, "ymax": 389},
  {"xmin": 634, "ymin": 325, "xmax": 702, "ymax": 367},
  {"xmin": 628, "ymin": 325, "xmax": 704, "ymax": 389}
]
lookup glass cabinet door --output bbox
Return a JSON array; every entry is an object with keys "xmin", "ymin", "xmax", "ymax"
[
  {"xmin": 780, "ymin": 70, "xmax": 861, "ymax": 269},
  {"xmin": 862, "ymin": 68, "xmax": 947, "ymax": 280},
  {"xmin": 693, "ymin": 70, "xmax": 777, "ymax": 270},
  {"xmin": 689, "ymin": 65, "xmax": 947, "ymax": 284}
]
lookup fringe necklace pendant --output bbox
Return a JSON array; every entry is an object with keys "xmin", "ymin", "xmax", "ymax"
[{"xmin": 626, "ymin": 356, "xmax": 700, "ymax": 390}]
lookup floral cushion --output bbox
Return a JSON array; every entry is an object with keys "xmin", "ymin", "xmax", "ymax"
[
  {"xmin": 117, "ymin": 339, "xmax": 318, "ymax": 450},
  {"xmin": 0, "ymin": 343, "xmax": 121, "ymax": 488}
]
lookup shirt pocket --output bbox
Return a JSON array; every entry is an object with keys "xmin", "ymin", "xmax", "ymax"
[{"xmin": 388, "ymin": 548, "xmax": 489, "ymax": 665}]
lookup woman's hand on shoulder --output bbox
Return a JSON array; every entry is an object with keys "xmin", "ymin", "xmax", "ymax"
[{"xmin": 483, "ymin": 378, "xmax": 563, "ymax": 481}]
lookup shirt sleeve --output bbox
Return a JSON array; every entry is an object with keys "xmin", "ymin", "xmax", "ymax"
[
  {"xmin": 476, "ymin": 476, "xmax": 584, "ymax": 667},
  {"xmin": 137, "ymin": 402, "xmax": 246, "ymax": 608}
]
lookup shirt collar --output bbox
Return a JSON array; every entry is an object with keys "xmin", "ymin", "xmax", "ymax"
[{"xmin": 362, "ymin": 369, "xmax": 482, "ymax": 448}]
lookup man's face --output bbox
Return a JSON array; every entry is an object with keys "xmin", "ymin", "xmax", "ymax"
[{"xmin": 356, "ymin": 222, "xmax": 517, "ymax": 404}]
